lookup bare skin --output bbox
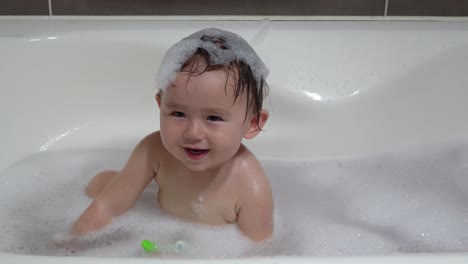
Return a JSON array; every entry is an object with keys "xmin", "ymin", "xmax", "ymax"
[{"xmin": 72, "ymin": 68, "xmax": 273, "ymax": 241}]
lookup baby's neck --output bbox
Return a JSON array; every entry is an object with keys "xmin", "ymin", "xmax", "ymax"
[
  {"xmin": 186, "ymin": 167, "xmax": 220, "ymax": 179},
  {"xmin": 180, "ymin": 160, "xmax": 234, "ymax": 186}
]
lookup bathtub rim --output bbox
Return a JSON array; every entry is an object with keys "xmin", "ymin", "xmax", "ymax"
[{"xmin": 1, "ymin": 252, "xmax": 468, "ymax": 264}]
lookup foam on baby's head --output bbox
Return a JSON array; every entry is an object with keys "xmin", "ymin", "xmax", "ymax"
[{"xmin": 157, "ymin": 28, "xmax": 269, "ymax": 91}]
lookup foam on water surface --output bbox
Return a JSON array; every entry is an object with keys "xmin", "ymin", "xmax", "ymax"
[{"xmin": 1, "ymin": 141, "xmax": 468, "ymax": 258}]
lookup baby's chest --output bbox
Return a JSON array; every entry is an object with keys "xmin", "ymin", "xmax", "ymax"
[{"xmin": 156, "ymin": 173, "xmax": 238, "ymax": 225}]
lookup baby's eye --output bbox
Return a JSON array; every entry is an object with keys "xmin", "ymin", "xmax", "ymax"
[
  {"xmin": 171, "ymin": 111, "xmax": 186, "ymax": 118},
  {"xmin": 207, "ymin": 115, "xmax": 223, "ymax": 122}
]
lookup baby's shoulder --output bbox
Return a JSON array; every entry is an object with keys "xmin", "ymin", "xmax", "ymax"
[
  {"xmin": 231, "ymin": 145, "xmax": 267, "ymax": 182},
  {"xmin": 141, "ymin": 131, "xmax": 162, "ymax": 146},
  {"xmin": 234, "ymin": 144, "xmax": 261, "ymax": 165},
  {"xmin": 137, "ymin": 131, "xmax": 168, "ymax": 160},
  {"xmin": 231, "ymin": 145, "xmax": 272, "ymax": 210}
]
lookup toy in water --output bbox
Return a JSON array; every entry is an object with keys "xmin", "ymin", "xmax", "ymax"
[
  {"xmin": 141, "ymin": 239, "xmax": 160, "ymax": 253},
  {"xmin": 141, "ymin": 239, "xmax": 188, "ymax": 254}
]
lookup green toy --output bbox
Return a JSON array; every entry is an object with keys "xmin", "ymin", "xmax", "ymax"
[
  {"xmin": 141, "ymin": 239, "xmax": 160, "ymax": 253},
  {"xmin": 141, "ymin": 239, "xmax": 187, "ymax": 254}
]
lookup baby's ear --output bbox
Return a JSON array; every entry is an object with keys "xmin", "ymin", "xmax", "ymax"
[
  {"xmin": 243, "ymin": 109, "xmax": 269, "ymax": 139},
  {"xmin": 155, "ymin": 92, "xmax": 162, "ymax": 108}
]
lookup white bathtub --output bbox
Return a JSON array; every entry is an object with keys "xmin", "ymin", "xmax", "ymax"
[{"xmin": 1, "ymin": 19, "xmax": 468, "ymax": 263}]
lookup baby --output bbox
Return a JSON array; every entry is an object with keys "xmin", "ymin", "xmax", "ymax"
[{"xmin": 71, "ymin": 28, "xmax": 273, "ymax": 241}]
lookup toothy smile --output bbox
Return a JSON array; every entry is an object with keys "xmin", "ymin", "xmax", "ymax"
[
  {"xmin": 188, "ymin": 149, "xmax": 206, "ymax": 154},
  {"xmin": 183, "ymin": 148, "xmax": 210, "ymax": 160}
]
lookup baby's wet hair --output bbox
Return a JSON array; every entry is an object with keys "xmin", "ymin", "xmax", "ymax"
[
  {"xmin": 175, "ymin": 35, "xmax": 268, "ymax": 129},
  {"xmin": 157, "ymin": 29, "xmax": 270, "ymax": 129}
]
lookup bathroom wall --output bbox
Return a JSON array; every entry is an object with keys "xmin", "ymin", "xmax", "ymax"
[{"xmin": 1, "ymin": 0, "xmax": 468, "ymax": 17}]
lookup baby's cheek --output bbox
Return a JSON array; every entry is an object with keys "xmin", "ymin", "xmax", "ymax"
[
  {"xmin": 160, "ymin": 126, "xmax": 178, "ymax": 148},
  {"xmin": 217, "ymin": 132, "xmax": 243, "ymax": 152},
  {"xmin": 161, "ymin": 121, "xmax": 179, "ymax": 136},
  {"xmin": 214, "ymin": 128, "xmax": 236, "ymax": 141}
]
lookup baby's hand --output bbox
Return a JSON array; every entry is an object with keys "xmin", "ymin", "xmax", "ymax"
[
  {"xmin": 71, "ymin": 199, "xmax": 114, "ymax": 236},
  {"xmin": 51, "ymin": 232, "xmax": 80, "ymax": 251}
]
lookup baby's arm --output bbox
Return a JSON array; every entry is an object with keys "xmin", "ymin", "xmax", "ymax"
[
  {"xmin": 236, "ymin": 159, "xmax": 273, "ymax": 241},
  {"xmin": 71, "ymin": 133, "xmax": 159, "ymax": 235}
]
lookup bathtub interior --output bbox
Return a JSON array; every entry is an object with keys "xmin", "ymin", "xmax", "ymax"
[{"xmin": 1, "ymin": 19, "xmax": 468, "ymax": 261}]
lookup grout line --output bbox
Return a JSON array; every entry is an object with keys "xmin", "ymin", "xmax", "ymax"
[
  {"xmin": 48, "ymin": 0, "xmax": 53, "ymax": 17},
  {"xmin": 384, "ymin": 0, "xmax": 389, "ymax": 16}
]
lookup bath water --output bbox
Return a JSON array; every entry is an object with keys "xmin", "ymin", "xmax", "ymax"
[{"xmin": 1, "ymin": 141, "xmax": 468, "ymax": 257}]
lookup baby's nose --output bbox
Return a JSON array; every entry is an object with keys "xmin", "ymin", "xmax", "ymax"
[{"xmin": 183, "ymin": 119, "xmax": 204, "ymax": 141}]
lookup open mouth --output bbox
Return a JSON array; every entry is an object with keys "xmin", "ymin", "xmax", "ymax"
[{"xmin": 184, "ymin": 148, "xmax": 210, "ymax": 160}]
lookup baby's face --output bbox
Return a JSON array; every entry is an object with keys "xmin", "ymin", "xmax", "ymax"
[{"xmin": 157, "ymin": 69, "xmax": 254, "ymax": 172}]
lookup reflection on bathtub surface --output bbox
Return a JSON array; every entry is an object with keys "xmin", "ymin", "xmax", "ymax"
[{"xmin": 1, "ymin": 140, "xmax": 468, "ymax": 257}]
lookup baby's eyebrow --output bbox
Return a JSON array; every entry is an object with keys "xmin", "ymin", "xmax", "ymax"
[
  {"xmin": 165, "ymin": 102, "xmax": 231, "ymax": 116},
  {"xmin": 166, "ymin": 102, "xmax": 186, "ymax": 109},
  {"xmin": 203, "ymin": 107, "xmax": 231, "ymax": 116},
  {"xmin": 166, "ymin": 102, "xmax": 186, "ymax": 111}
]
